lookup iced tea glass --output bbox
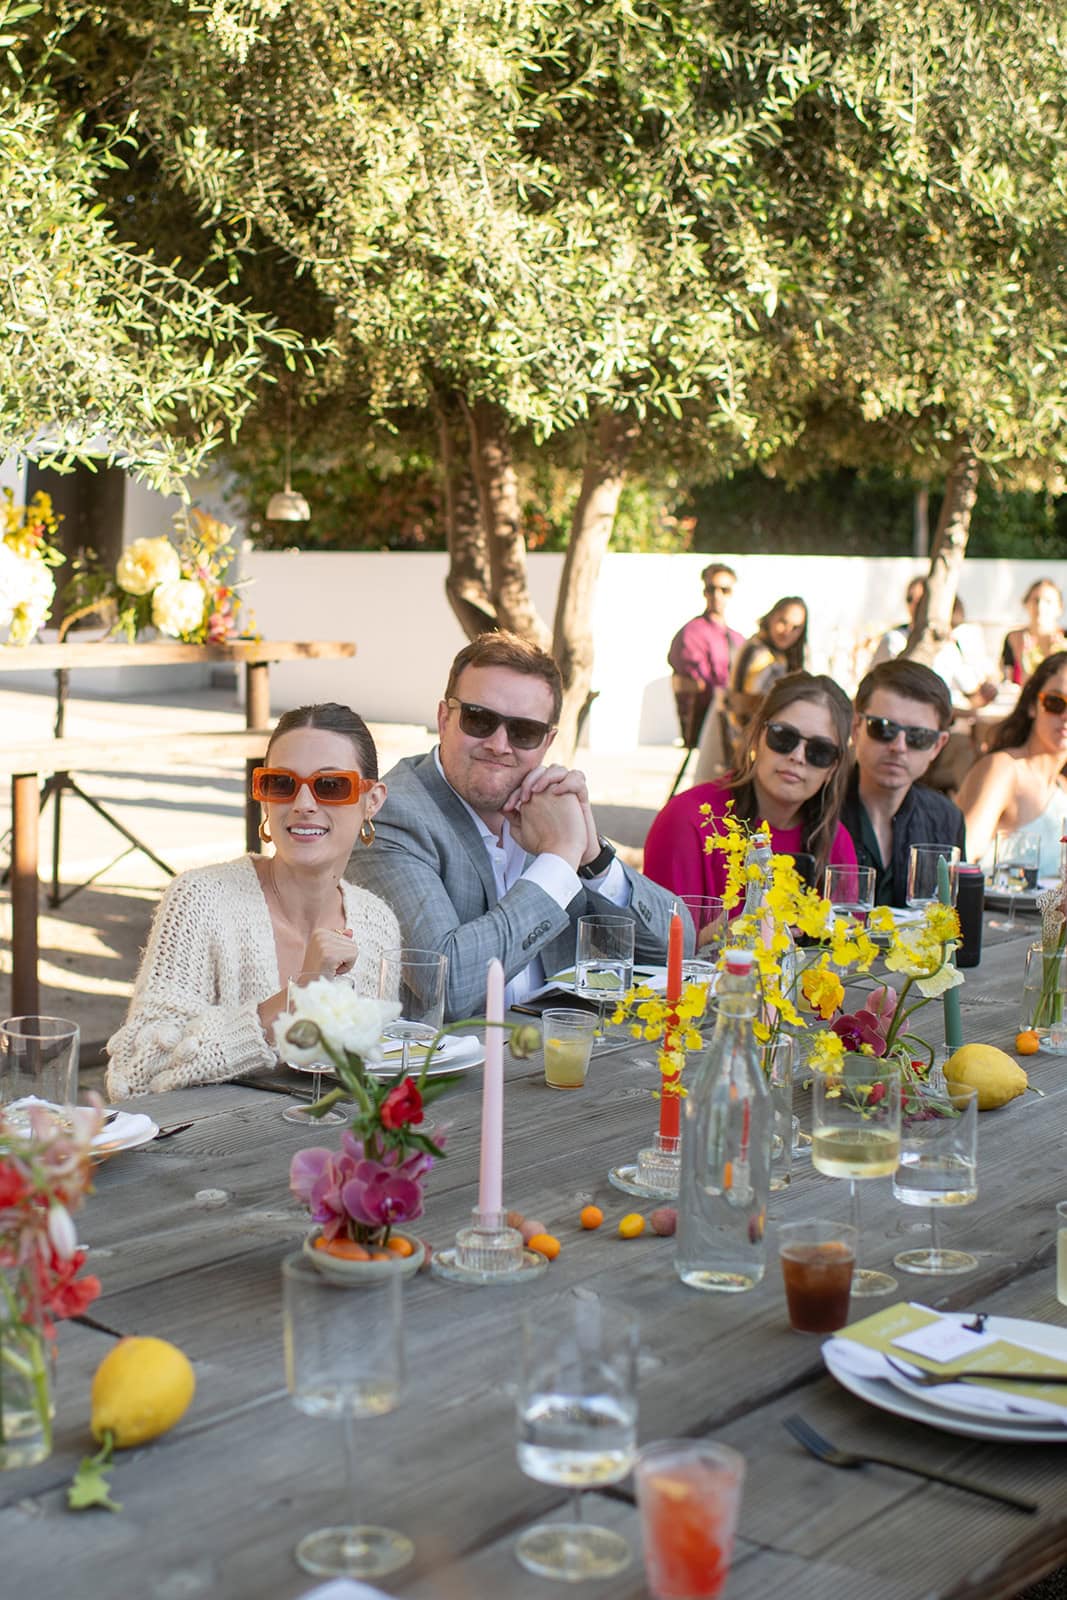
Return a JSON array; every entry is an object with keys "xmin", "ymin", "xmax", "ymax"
[
  {"xmin": 635, "ymin": 1438, "xmax": 745, "ymax": 1600},
  {"xmin": 778, "ymin": 1220, "xmax": 857, "ymax": 1333}
]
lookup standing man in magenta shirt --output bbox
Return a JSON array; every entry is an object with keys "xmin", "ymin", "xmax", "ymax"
[{"xmin": 667, "ymin": 562, "xmax": 744, "ymax": 747}]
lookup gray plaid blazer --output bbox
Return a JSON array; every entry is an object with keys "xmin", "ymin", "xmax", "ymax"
[{"xmin": 346, "ymin": 751, "xmax": 682, "ymax": 1019}]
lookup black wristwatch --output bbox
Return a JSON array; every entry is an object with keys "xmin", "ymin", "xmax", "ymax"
[{"xmin": 578, "ymin": 837, "xmax": 617, "ymax": 880}]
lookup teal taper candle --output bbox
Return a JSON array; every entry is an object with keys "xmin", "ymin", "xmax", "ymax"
[{"xmin": 938, "ymin": 854, "xmax": 964, "ymax": 1052}]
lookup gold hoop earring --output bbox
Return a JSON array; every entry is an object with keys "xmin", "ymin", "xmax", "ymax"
[
  {"xmin": 258, "ymin": 820, "xmax": 272, "ymax": 844},
  {"xmin": 359, "ymin": 817, "xmax": 375, "ymax": 847}
]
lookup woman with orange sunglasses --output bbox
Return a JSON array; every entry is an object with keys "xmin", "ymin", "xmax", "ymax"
[{"xmin": 107, "ymin": 703, "xmax": 399, "ymax": 1097}]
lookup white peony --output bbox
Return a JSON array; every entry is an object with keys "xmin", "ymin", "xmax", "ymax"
[
  {"xmin": 0, "ymin": 545, "xmax": 55, "ymax": 645},
  {"xmin": 115, "ymin": 536, "xmax": 181, "ymax": 597},
  {"xmin": 152, "ymin": 578, "xmax": 207, "ymax": 639},
  {"xmin": 274, "ymin": 982, "xmax": 401, "ymax": 1069}
]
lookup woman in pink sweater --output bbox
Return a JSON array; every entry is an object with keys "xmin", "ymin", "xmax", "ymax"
[{"xmin": 645, "ymin": 672, "xmax": 856, "ymax": 907}]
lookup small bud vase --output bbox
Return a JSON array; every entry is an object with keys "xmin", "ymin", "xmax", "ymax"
[{"xmin": 0, "ymin": 1272, "xmax": 53, "ymax": 1469}]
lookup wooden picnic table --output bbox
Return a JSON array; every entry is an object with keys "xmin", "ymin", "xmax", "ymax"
[
  {"xmin": 1, "ymin": 923, "xmax": 1064, "ymax": 1600},
  {"xmin": 0, "ymin": 638, "xmax": 355, "ymax": 1015}
]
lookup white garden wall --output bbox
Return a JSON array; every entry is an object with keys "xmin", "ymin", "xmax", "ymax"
[{"xmin": 240, "ymin": 548, "xmax": 1067, "ymax": 749}]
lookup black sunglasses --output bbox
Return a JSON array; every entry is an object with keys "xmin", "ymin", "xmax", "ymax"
[
  {"xmin": 763, "ymin": 722, "xmax": 840, "ymax": 768},
  {"xmin": 862, "ymin": 715, "xmax": 941, "ymax": 752},
  {"xmin": 446, "ymin": 699, "xmax": 555, "ymax": 751},
  {"xmin": 1038, "ymin": 691, "xmax": 1067, "ymax": 716}
]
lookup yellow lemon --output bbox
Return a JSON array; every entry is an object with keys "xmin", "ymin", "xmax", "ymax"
[
  {"xmin": 943, "ymin": 1044, "xmax": 1028, "ymax": 1111},
  {"xmin": 91, "ymin": 1337, "xmax": 196, "ymax": 1447}
]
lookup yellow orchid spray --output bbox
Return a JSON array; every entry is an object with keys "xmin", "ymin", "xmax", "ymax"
[{"xmin": 697, "ymin": 811, "xmax": 961, "ymax": 1076}]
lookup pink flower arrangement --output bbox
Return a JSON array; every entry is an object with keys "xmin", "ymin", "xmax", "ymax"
[
  {"xmin": 281, "ymin": 986, "xmax": 542, "ymax": 1251},
  {"xmin": 291, "ymin": 1131, "xmax": 439, "ymax": 1244}
]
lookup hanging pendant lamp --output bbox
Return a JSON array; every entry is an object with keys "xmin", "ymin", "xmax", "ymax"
[{"xmin": 266, "ymin": 401, "xmax": 310, "ymax": 521}]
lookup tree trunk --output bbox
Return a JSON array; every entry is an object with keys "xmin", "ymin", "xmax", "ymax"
[
  {"xmin": 466, "ymin": 398, "xmax": 551, "ymax": 648},
  {"xmin": 913, "ymin": 485, "xmax": 929, "ymax": 559},
  {"xmin": 552, "ymin": 410, "xmax": 640, "ymax": 756},
  {"xmin": 437, "ymin": 400, "xmax": 496, "ymax": 640},
  {"xmin": 904, "ymin": 443, "xmax": 980, "ymax": 667}
]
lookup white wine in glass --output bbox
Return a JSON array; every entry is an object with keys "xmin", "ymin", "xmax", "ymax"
[
  {"xmin": 812, "ymin": 1063, "xmax": 901, "ymax": 1297},
  {"xmin": 515, "ymin": 1289, "xmax": 639, "ymax": 1582}
]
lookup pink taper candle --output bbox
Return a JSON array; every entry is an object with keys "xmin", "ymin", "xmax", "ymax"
[{"xmin": 479, "ymin": 957, "xmax": 505, "ymax": 1217}]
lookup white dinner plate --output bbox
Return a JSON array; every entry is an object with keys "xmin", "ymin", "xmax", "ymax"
[
  {"xmin": 366, "ymin": 1034, "xmax": 485, "ymax": 1078},
  {"xmin": 824, "ymin": 1314, "xmax": 1067, "ymax": 1443},
  {"xmin": 6, "ymin": 1097, "xmax": 159, "ymax": 1159}
]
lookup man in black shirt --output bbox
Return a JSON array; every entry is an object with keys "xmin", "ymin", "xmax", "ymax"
[{"xmin": 842, "ymin": 659, "xmax": 967, "ymax": 906}]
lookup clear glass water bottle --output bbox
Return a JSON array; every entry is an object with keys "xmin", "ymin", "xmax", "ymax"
[{"xmin": 675, "ymin": 947, "xmax": 771, "ymax": 1292}]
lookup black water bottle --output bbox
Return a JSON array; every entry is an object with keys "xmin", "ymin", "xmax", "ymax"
[{"xmin": 955, "ymin": 863, "xmax": 984, "ymax": 969}]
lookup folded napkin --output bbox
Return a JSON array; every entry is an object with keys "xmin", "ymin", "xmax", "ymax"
[
  {"xmin": 377, "ymin": 1033, "xmax": 479, "ymax": 1065},
  {"xmin": 825, "ymin": 1338, "xmax": 1067, "ymax": 1423},
  {"xmin": 92, "ymin": 1111, "xmax": 158, "ymax": 1149}
]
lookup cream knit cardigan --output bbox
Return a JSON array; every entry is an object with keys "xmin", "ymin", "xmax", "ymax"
[{"xmin": 106, "ymin": 854, "xmax": 400, "ymax": 1098}]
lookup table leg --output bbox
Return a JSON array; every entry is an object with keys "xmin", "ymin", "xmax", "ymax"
[
  {"xmin": 245, "ymin": 661, "xmax": 271, "ymax": 854},
  {"xmin": 12, "ymin": 772, "xmax": 40, "ymax": 1016}
]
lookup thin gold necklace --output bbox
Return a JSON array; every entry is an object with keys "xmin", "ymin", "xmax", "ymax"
[{"xmin": 266, "ymin": 859, "xmax": 342, "ymax": 926}]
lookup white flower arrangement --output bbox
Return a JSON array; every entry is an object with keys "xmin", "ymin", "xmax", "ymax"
[
  {"xmin": 274, "ymin": 982, "xmax": 401, "ymax": 1069},
  {"xmin": 60, "ymin": 508, "xmax": 254, "ymax": 645},
  {"xmin": 0, "ymin": 490, "xmax": 64, "ymax": 647},
  {"xmin": 151, "ymin": 578, "xmax": 207, "ymax": 639},
  {"xmin": 115, "ymin": 537, "xmax": 181, "ymax": 597}
]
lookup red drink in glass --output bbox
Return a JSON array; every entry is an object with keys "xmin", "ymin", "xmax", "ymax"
[{"xmin": 635, "ymin": 1441, "xmax": 744, "ymax": 1600}]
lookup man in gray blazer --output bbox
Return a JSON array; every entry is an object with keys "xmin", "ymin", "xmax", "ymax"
[{"xmin": 347, "ymin": 631, "xmax": 685, "ymax": 1019}]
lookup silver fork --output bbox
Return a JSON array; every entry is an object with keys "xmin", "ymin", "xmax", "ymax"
[
  {"xmin": 782, "ymin": 1414, "xmax": 1038, "ymax": 1512},
  {"xmin": 886, "ymin": 1356, "xmax": 1067, "ymax": 1388}
]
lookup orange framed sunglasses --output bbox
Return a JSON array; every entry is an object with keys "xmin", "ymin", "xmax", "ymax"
[{"xmin": 250, "ymin": 767, "xmax": 376, "ymax": 805}]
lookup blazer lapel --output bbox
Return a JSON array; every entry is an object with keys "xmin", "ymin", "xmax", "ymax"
[{"xmin": 412, "ymin": 754, "xmax": 500, "ymax": 905}]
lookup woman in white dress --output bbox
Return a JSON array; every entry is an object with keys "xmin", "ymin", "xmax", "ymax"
[
  {"xmin": 107, "ymin": 703, "xmax": 400, "ymax": 1097},
  {"xmin": 957, "ymin": 652, "xmax": 1067, "ymax": 878}
]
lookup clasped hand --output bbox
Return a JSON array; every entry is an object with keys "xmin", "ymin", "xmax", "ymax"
[{"xmin": 502, "ymin": 765, "xmax": 600, "ymax": 869}]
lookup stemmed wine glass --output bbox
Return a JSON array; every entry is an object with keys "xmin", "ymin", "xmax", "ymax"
[
  {"xmin": 574, "ymin": 916, "xmax": 635, "ymax": 1048},
  {"xmin": 378, "ymin": 948, "xmax": 447, "ymax": 1075},
  {"xmin": 892, "ymin": 1081, "xmax": 979, "ymax": 1274},
  {"xmin": 989, "ymin": 830, "xmax": 1041, "ymax": 931},
  {"xmin": 515, "ymin": 1288, "xmax": 639, "ymax": 1582},
  {"xmin": 279, "ymin": 972, "xmax": 350, "ymax": 1125},
  {"xmin": 812, "ymin": 1060, "xmax": 902, "ymax": 1297},
  {"xmin": 282, "ymin": 1254, "xmax": 411, "ymax": 1579}
]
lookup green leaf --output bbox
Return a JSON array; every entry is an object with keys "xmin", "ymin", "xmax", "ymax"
[{"xmin": 68, "ymin": 1436, "xmax": 120, "ymax": 1513}]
